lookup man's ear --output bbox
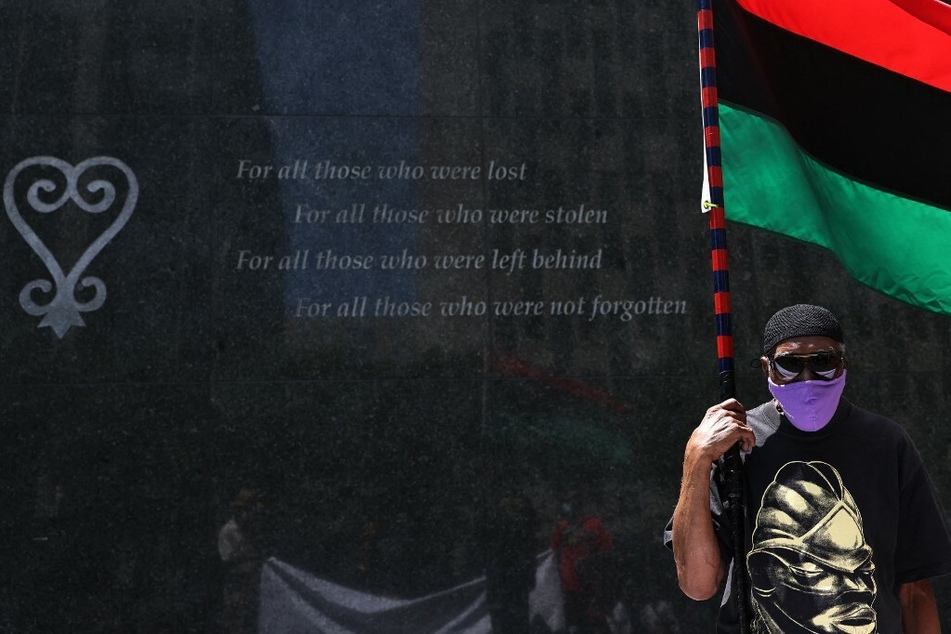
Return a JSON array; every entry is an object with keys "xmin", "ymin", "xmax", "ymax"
[{"xmin": 760, "ymin": 357, "xmax": 770, "ymax": 377}]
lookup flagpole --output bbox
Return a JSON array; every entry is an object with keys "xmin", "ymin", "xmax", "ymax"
[{"xmin": 698, "ymin": 1, "xmax": 749, "ymax": 631}]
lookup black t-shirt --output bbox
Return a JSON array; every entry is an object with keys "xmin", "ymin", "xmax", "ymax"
[{"xmin": 667, "ymin": 398, "xmax": 951, "ymax": 633}]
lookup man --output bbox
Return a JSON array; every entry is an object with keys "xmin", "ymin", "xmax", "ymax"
[
  {"xmin": 666, "ymin": 304, "xmax": 951, "ymax": 632},
  {"xmin": 482, "ymin": 491, "xmax": 537, "ymax": 634}
]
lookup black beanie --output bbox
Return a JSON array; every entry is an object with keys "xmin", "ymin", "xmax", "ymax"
[{"xmin": 763, "ymin": 304, "xmax": 843, "ymax": 354}]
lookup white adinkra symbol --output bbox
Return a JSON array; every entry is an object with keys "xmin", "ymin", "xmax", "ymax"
[{"xmin": 3, "ymin": 156, "xmax": 138, "ymax": 338}]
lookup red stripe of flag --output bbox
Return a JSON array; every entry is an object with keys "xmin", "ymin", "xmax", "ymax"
[
  {"xmin": 735, "ymin": 0, "xmax": 951, "ymax": 91},
  {"xmin": 890, "ymin": 0, "xmax": 951, "ymax": 35},
  {"xmin": 491, "ymin": 350, "xmax": 631, "ymax": 414}
]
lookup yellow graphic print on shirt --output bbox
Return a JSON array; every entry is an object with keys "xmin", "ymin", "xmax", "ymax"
[{"xmin": 746, "ymin": 461, "xmax": 877, "ymax": 634}]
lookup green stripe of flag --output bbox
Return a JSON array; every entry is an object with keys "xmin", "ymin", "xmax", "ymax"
[{"xmin": 720, "ymin": 101, "xmax": 951, "ymax": 315}]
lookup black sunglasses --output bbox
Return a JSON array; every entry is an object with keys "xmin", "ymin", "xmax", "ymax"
[{"xmin": 769, "ymin": 351, "xmax": 844, "ymax": 381}]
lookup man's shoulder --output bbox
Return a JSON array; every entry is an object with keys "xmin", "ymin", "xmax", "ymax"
[
  {"xmin": 845, "ymin": 401, "xmax": 918, "ymax": 447},
  {"xmin": 747, "ymin": 400, "xmax": 777, "ymax": 420},
  {"xmin": 746, "ymin": 400, "xmax": 782, "ymax": 440},
  {"xmin": 847, "ymin": 401, "xmax": 902, "ymax": 427}
]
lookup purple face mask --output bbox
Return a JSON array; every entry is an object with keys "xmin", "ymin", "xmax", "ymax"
[{"xmin": 768, "ymin": 371, "xmax": 847, "ymax": 432}]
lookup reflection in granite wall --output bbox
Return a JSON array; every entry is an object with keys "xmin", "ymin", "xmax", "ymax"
[{"xmin": 0, "ymin": 1, "xmax": 948, "ymax": 632}]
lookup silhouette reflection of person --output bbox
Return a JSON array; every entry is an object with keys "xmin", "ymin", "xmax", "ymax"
[
  {"xmin": 748, "ymin": 461, "xmax": 877, "ymax": 634},
  {"xmin": 218, "ymin": 488, "xmax": 264, "ymax": 634},
  {"xmin": 550, "ymin": 492, "xmax": 613, "ymax": 634},
  {"xmin": 355, "ymin": 520, "xmax": 383, "ymax": 592},
  {"xmin": 482, "ymin": 492, "xmax": 538, "ymax": 634}
]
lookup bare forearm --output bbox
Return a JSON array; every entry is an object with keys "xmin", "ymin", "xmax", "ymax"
[
  {"xmin": 672, "ymin": 448, "xmax": 724, "ymax": 600},
  {"xmin": 672, "ymin": 400, "xmax": 753, "ymax": 601},
  {"xmin": 900, "ymin": 580, "xmax": 940, "ymax": 634}
]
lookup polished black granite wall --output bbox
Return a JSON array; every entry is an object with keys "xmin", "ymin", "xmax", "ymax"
[{"xmin": 0, "ymin": 1, "xmax": 949, "ymax": 632}]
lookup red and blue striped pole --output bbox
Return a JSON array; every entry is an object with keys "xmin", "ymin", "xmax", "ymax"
[
  {"xmin": 698, "ymin": 2, "xmax": 749, "ymax": 631},
  {"xmin": 699, "ymin": 0, "xmax": 735, "ymax": 400}
]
